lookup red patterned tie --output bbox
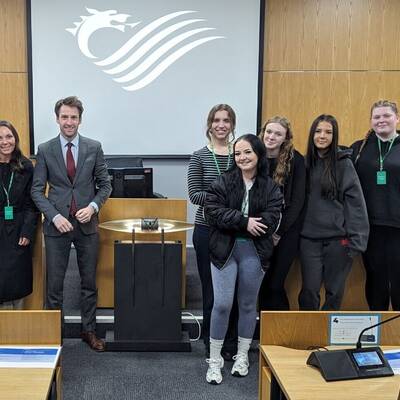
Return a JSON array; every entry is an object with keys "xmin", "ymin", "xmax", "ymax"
[{"xmin": 66, "ymin": 142, "xmax": 77, "ymax": 216}]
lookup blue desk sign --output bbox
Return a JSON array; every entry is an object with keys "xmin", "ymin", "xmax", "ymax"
[{"xmin": 0, "ymin": 346, "xmax": 61, "ymax": 368}]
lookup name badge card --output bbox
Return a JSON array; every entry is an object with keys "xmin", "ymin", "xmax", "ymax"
[
  {"xmin": 4, "ymin": 206, "xmax": 13, "ymax": 220},
  {"xmin": 376, "ymin": 170, "xmax": 387, "ymax": 185}
]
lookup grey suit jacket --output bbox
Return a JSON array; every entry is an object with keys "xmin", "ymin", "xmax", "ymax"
[{"xmin": 31, "ymin": 135, "xmax": 112, "ymax": 236}]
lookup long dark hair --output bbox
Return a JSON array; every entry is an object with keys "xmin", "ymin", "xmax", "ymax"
[
  {"xmin": 225, "ymin": 134, "xmax": 270, "ymax": 209},
  {"xmin": 305, "ymin": 115, "xmax": 339, "ymax": 200},
  {"xmin": 0, "ymin": 120, "xmax": 24, "ymax": 171}
]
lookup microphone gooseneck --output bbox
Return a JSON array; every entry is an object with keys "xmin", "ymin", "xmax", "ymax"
[{"xmin": 356, "ymin": 314, "xmax": 400, "ymax": 349}]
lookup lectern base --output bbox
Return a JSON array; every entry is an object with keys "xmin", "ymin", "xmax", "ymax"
[{"xmin": 105, "ymin": 330, "xmax": 191, "ymax": 352}]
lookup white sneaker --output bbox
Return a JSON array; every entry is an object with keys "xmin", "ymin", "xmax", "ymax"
[
  {"xmin": 231, "ymin": 353, "xmax": 249, "ymax": 377},
  {"xmin": 206, "ymin": 357, "xmax": 224, "ymax": 384}
]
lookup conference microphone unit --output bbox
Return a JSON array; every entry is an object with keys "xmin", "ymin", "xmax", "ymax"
[{"xmin": 306, "ymin": 314, "xmax": 400, "ymax": 381}]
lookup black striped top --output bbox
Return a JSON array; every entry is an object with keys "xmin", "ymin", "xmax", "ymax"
[{"xmin": 187, "ymin": 146, "xmax": 232, "ymax": 226}]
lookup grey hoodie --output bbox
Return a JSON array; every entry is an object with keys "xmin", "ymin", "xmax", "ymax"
[{"xmin": 301, "ymin": 149, "xmax": 369, "ymax": 256}]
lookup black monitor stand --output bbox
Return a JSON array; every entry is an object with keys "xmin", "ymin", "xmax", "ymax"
[{"xmin": 105, "ymin": 231, "xmax": 191, "ymax": 351}]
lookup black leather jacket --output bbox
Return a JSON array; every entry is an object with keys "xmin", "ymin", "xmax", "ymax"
[{"xmin": 204, "ymin": 172, "xmax": 283, "ymax": 270}]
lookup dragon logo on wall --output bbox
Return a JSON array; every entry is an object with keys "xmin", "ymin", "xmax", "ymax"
[{"xmin": 67, "ymin": 7, "xmax": 224, "ymax": 91}]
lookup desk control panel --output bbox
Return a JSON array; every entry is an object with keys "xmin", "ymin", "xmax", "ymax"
[{"xmin": 307, "ymin": 347, "xmax": 394, "ymax": 381}]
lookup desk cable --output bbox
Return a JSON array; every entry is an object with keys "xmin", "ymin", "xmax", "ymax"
[{"xmin": 182, "ymin": 311, "xmax": 201, "ymax": 342}]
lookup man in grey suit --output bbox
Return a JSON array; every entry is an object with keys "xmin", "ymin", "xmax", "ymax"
[{"xmin": 31, "ymin": 96, "xmax": 112, "ymax": 351}]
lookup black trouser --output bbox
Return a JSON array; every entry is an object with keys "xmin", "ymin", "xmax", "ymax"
[
  {"xmin": 259, "ymin": 221, "xmax": 301, "ymax": 310},
  {"xmin": 192, "ymin": 224, "xmax": 237, "ymax": 349},
  {"xmin": 363, "ymin": 225, "xmax": 400, "ymax": 310},
  {"xmin": 298, "ymin": 237, "xmax": 353, "ymax": 311}
]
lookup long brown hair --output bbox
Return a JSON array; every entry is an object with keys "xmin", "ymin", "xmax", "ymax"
[
  {"xmin": 259, "ymin": 116, "xmax": 294, "ymax": 186},
  {"xmin": 354, "ymin": 100, "xmax": 399, "ymax": 164},
  {"xmin": 0, "ymin": 120, "xmax": 24, "ymax": 171}
]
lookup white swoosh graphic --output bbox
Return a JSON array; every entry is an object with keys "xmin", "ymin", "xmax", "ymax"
[
  {"xmin": 112, "ymin": 28, "xmax": 216, "ymax": 83},
  {"xmin": 95, "ymin": 10, "xmax": 196, "ymax": 67},
  {"xmin": 103, "ymin": 19, "xmax": 206, "ymax": 75},
  {"xmin": 122, "ymin": 36, "xmax": 223, "ymax": 91}
]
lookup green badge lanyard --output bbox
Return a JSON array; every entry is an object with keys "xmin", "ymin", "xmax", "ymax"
[
  {"xmin": 210, "ymin": 143, "xmax": 232, "ymax": 175},
  {"xmin": 2, "ymin": 171, "xmax": 14, "ymax": 220},
  {"xmin": 376, "ymin": 136, "xmax": 395, "ymax": 185}
]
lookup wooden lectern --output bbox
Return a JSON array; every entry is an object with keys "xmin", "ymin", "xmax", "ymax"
[{"xmin": 97, "ymin": 198, "xmax": 187, "ymax": 307}]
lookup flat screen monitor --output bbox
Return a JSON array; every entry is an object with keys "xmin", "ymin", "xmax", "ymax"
[
  {"xmin": 108, "ymin": 167, "xmax": 153, "ymax": 198},
  {"xmin": 105, "ymin": 157, "xmax": 143, "ymax": 168}
]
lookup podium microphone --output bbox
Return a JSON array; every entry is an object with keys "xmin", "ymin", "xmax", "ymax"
[{"xmin": 356, "ymin": 313, "xmax": 400, "ymax": 349}]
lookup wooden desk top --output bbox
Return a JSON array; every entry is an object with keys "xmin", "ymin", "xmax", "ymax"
[
  {"xmin": 260, "ymin": 345, "xmax": 400, "ymax": 400},
  {"xmin": 0, "ymin": 368, "xmax": 54, "ymax": 400}
]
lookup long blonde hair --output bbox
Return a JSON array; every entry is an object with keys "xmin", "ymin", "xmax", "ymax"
[
  {"xmin": 259, "ymin": 116, "xmax": 294, "ymax": 185},
  {"xmin": 355, "ymin": 100, "xmax": 399, "ymax": 164}
]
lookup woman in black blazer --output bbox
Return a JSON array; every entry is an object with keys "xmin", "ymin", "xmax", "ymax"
[{"xmin": 0, "ymin": 120, "xmax": 38, "ymax": 309}]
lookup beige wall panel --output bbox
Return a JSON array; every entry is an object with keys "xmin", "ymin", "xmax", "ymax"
[
  {"xmin": 379, "ymin": 0, "xmax": 400, "ymax": 70},
  {"xmin": 0, "ymin": 0, "xmax": 27, "ymax": 72},
  {"xmin": 0, "ymin": 72, "xmax": 30, "ymax": 155},
  {"xmin": 0, "ymin": 310, "xmax": 61, "ymax": 344},
  {"xmin": 264, "ymin": 0, "xmax": 400, "ymax": 71},
  {"xmin": 262, "ymin": 71, "xmax": 400, "ymax": 153},
  {"xmin": 264, "ymin": 0, "xmax": 306, "ymax": 70},
  {"xmin": 260, "ymin": 311, "xmax": 400, "ymax": 348}
]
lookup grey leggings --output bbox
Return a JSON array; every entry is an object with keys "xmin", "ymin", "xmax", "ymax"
[{"xmin": 210, "ymin": 240, "xmax": 265, "ymax": 340}]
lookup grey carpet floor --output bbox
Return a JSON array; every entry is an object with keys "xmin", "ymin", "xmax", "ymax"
[
  {"xmin": 61, "ymin": 247, "xmax": 259, "ymax": 399},
  {"xmin": 62, "ymin": 339, "xmax": 259, "ymax": 400}
]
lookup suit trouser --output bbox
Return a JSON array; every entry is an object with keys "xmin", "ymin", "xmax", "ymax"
[
  {"xmin": 45, "ymin": 218, "xmax": 99, "ymax": 332},
  {"xmin": 299, "ymin": 237, "xmax": 353, "ymax": 310},
  {"xmin": 193, "ymin": 224, "xmax": 238, "ymax": 349},
  {"xmin": 259, "ymin": 220, "xmax": 301, "ymax": 310},
  {"xmin": 363, "ymin": 225, "xmax": 400, "ymax": 311}
]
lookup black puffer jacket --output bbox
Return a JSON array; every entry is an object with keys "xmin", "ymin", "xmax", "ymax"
[{"xmin": 204, "ymin": 171, "xmax": 283, "ymax": 270}]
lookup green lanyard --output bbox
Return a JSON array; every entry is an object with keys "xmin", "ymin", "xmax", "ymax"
[
  {"xmin": 210, "ymin": 143, "xmax": 231, "ymax": 175},
  {"xmin": 2, "ymin": 171, "xmax": 14, "ymax": 206},
  {"xmin": 377, "ymin": 136, "xmax": 395, "ymax": 171},
  {"xmin": 241, "ymin": 190, "xmax": 249, "ymax": 216}
]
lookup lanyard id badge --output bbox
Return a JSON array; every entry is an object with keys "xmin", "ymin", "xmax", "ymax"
[
  {"xmin": 2, "ymin": 171, "xmax": 14, "ymax": 220},
  {"xmin": 376, "ymin": 170, "xmax": 387, "ymax": 185},
  {"xmin": 4, "ymin": 205, "xmax": 13, "ymax": 220},
  {"xmin": 210, "ymin": 143, "xmax": 232, "ymax": 176},
  {"xmin": 376, "ymin": 137, "xmax": 395, "ymax": 185}
]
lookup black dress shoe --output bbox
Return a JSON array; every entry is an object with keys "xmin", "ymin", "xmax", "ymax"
[{"xmin": 81, "ymin": 331, "xmax": 105, "ymax": 352}]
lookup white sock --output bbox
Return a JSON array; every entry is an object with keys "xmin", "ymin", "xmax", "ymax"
[
  {"xmin": 237, "ymin": 336, "xmax": 252, "ymax": 357},
  {"xmin": 209, "ymin": 338, "xmax": 224, "ymax": 360}
]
